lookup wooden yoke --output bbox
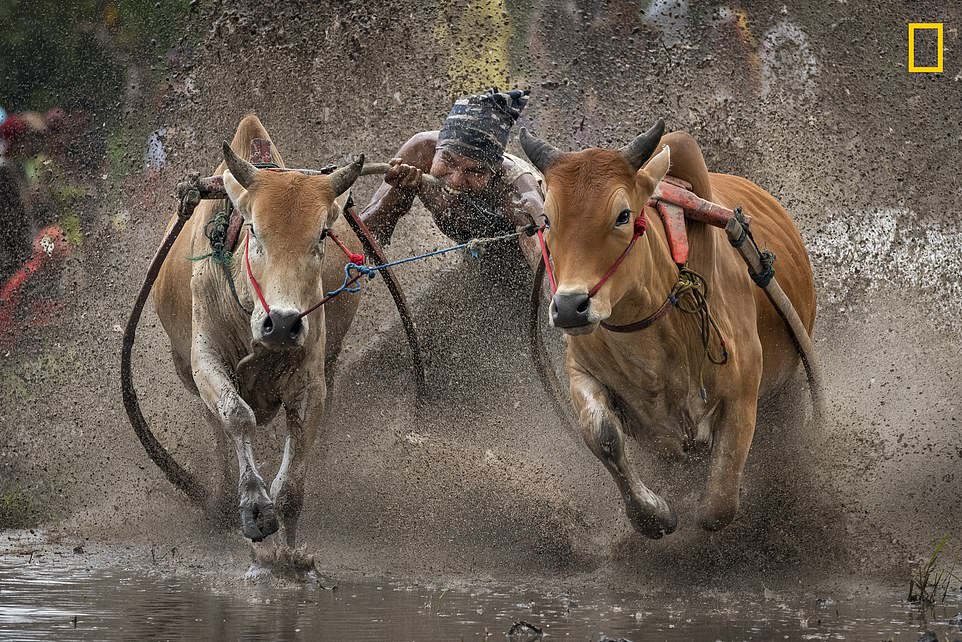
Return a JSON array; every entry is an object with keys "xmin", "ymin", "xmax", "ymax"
[{"xmin": 647, "ymin": 175, "xmax": 753, "ymax": 266}]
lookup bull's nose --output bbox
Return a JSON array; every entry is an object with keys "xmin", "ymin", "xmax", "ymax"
[
  {"xmin": 551, "ymin": 292, "xmax": 592, "ymax": 328},
  {"xmin": 260, "ymin": 309, "xmax": 304, "ymax": 347}
]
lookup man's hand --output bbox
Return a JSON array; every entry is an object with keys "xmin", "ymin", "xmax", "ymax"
[{"xmin": 384, "ymin": 157, "xmax": 423, "ymax": 190}]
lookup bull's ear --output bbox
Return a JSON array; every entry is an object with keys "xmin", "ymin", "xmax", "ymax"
[
  {"xmin": 638, "ymin": 145, "xmax": 670, "ymax": 192},
  {"xmin": 223, "ymin": 169, "xmax": 251, "ymax": 215}
]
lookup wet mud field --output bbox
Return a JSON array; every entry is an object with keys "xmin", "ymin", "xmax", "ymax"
[{"xmin": 2, "ymin": 0, "xmax": 962, "ymax": 639}]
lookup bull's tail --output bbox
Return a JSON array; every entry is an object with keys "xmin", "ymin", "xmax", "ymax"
[
  {"xmin": 121, "ymin": 183, "xmax": 208, "ymax": 505},
  {"xmin": 724, "ymin": 216, "xmax": 825, "ymax": 424}
]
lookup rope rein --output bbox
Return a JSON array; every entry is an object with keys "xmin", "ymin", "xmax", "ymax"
[
  {"xmin": 187, "ymin": 204, "xmax": 252, "ymax": 314},
  {"xmin": 193, "ymin": 205, "xmax": 539, "ymax": 319},
  {"xmin": 669, "ymin": 267, "xmax": 729, "ymax": 402},
  {"xmin": 322, "ymin": 226, "xmax": 534, "ymax": 302}
]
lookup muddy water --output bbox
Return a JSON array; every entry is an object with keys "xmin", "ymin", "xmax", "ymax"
[{"xmin": 1, "ymin": 549, "xmax": 960, "ymax": 641}]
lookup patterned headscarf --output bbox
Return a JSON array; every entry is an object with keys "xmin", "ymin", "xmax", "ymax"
[{"xmin": 437, "ymin": 88, "xmax": 529, "ymax": 170}]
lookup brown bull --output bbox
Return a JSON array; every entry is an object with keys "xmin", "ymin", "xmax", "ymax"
[
  {"xmin": 153, "ymin": 114, "xmax": 364, "ymax": 544},
  {"xmin": 520, "ymin": 121, "xmax": 816, "ymax": 537}
]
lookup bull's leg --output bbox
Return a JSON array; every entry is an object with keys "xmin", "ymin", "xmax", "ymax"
[
  {"xmin": 205, "ymin": 409, "xmax": 236, "ymax": 524},
  {"xmin": 192, "ymin": 344, "xmax": 278, "ymax": 542},
  {"xmin": 271, "ymin": 380, "xmax": 325, "ymax": 546},
  {"xmin": 569, "ymin": 367, "xmax": 677, "ymax": 538},
  {"xmin": 698, "ymin": 398, "xmax": 758, "ymax": 531}
]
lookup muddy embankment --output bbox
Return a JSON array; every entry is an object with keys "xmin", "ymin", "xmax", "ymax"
[{"xmin": 2, "ymin": 0, "xmax": 961, "ymax": 588}]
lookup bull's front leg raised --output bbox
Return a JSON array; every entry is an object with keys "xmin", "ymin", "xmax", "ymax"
[
  {"xmin": 569, "ymin": 366, "xmax": 678, "ymax": 538},
  {"xmin": 699, "ymin": 396, "xmax": 758, "ymax": 531},
  {"xmin": 270, "ymin": 377, "xmax": 325, "ymax": 546},
  {"xmin": 192, "ymin": 337, "xmax": 278, "ymax": 542}
]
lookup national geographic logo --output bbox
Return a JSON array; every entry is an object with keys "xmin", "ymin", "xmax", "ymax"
[{"xmin": 908, "ymin": 23, "xmax": 943, "ymax": 72}]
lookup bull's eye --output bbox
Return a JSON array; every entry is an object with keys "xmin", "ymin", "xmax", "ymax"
[
  {"xmin": 615, "ymin": 209, "xmax": 631, "ymax": 226},
  {"xmin": 543, "ymin": 215, "xmax": 551, "ymax": 229}
]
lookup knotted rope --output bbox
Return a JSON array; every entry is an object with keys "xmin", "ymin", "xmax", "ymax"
[{"xmin": 187, "ymin": 205, "xmax": 251, "ymax": 314}]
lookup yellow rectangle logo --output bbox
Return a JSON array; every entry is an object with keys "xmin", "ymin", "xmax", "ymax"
[{"xmin": 909, "ymin": 23, "xmax": 943, "ymax": 72}]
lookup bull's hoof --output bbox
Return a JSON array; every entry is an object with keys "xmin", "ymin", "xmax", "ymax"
[
  {"xmin": 697, "ymin": 498, "xmax": 738, "ymax": 532},
  {"xmin": 628, "ymin": 505, "xmax": 678, "ymax": 539},
  {"xmin": 240, "ymin": 501, "xmax": 279, "ymax": 542}
]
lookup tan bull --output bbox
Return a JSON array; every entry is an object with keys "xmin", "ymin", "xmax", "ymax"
[
  {"xmin": 153, "ymin": 114, "xmax": 364, "ymax": 544},
  {"xmin": 520, "ymin": 121, "xmax": 816, "ymax": 537}
]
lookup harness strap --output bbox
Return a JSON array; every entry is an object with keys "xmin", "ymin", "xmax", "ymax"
[
  {"xmin": 587, "ymin": 214, "xmax": 647, "ymax": 298},
  {"xmin": 224, "ymin": 207, "xmax": 245, "ymax": 254},
  {"xmin": 244, "ymin": 232, "xmax": 271, "ymax": 314},
  {"xmin": 536, "ymin": 228, "xmax": 556, "ymax": 293},
  {"xmin": 220, "ymin": 259, "xmax": 251, "ymax": 315},
  {"xmin": 326, "ymin": 229, "xmax": 364, "ymax": 265},
  {"xmin": 602, "ymin": 265, "xmax": 729, "ymax": 401},
  {"xmin": 728, "ymin": 206, "xmax": 775, "ymax": 287},
  {"xmin": 600, "ymin": 296, "xmax": 675, "ymax": 332}
]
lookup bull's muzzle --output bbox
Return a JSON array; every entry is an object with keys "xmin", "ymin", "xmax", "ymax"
[
  {"xmin": 550, "ymin": 292, "xmax": 594, "ymax": 330},
  {"xmin": 259, "ymin": 309, "xmax": 304, "ymax": 348}
]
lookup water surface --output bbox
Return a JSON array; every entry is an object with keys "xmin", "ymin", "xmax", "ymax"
[{"xmin": 1, "ymin": 549, "xmax": 960, "ymax": 641}]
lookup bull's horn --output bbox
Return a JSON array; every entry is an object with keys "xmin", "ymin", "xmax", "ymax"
[
  {"xmin": 222, "ymin": 141, "xmax": 259, "ymax": 188},
  {"xmin": 620, "ymin": 119, "xmax": 666, "ymax": 172},
  {"xmin": 519, "ymin": 127, "xmax": 562, "ymax": 173},
  {"xmin": 328, "ymin": 154, "xmax": 365, "ymax": 196}
]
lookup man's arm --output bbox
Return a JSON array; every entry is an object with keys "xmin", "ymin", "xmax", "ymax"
[
  {"xmin": 359, "ymin": 131, "xmax": 438, "ymax": 247},
  {"xmin": 500, "ymin": 167, "xmax": 546, "ymax": 270}
]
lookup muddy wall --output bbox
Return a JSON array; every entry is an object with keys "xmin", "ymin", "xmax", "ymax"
[{"xmin": 2, "ymin": 0, "xmax": 961, "ymax": 585}]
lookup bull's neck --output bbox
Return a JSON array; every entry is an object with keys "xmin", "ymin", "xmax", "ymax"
[{"xmin": 603, "ymin": 206, "xmax": 683, "ymax": 326}]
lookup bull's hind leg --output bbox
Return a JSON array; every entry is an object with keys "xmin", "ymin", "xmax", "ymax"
[
  {"xmin": 271, "ymin": 379, "xmax": 325, "ymax": 546},
  {"xmin": 205, "ymin": 408, "xmax": 237, "ymax": 525},
  {"xmin": 569, "ymin": 367, "xmax": 677, "ymax": 538},
  {"xmin": 192, "ymin": 340, "xmax": 278, "ymax": 542},
  {"xmin": 698, "ymin": 398, "xmax": 758, "ymax": 531}
]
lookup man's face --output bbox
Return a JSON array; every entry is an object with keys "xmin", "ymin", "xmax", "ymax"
[{"xmin": 430, "ymin": 149, "xmax": 494, "ymax": 194}]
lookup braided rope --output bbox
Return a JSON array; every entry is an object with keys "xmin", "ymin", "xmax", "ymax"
[
  {"xmin": 323, "ymin": 226, "xmax": 531, "ymax": 300},
  {"xmin": 670, "ymin": 267, "xmax": 729, "ymax": 401},
  {"xmin": 186, "ymin": 206, "xmax": 251, "ymax": 314}
]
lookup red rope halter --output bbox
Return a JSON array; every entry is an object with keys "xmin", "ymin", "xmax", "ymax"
[
  {"xmin": 244, "ymin": 232, "xmax": 271, "ymax": 314},
  {"xmin": 243, "ymin": 227, "xmax": 365, "ymax": 317},
  {"xmin": 536, "ymin": 212, "xmax": 647, "ymax": 297}
]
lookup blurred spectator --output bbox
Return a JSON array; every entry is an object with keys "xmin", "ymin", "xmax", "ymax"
[{"xmin": 0, "ymin": 106, "xmax": 68, "ymax": 284}]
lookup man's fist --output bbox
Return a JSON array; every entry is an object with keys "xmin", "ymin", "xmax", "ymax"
[{"xmin": 384, "ymin": 157, "xmax": 423, "ymax": 189}]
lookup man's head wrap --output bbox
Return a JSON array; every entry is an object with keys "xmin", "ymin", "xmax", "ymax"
[{"xmin": 437, "ymin": 88, "xmax": 529, "ymax": 170}]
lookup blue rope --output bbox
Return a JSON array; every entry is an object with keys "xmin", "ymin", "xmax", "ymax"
[{"xmin": 325, "ymin": 240, "xmax": 476, "ymax": 297}]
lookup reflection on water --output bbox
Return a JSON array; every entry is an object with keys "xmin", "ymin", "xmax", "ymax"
[{"xmin": 1, "ymin": 553, "xmax": 960, "ymax": 641}]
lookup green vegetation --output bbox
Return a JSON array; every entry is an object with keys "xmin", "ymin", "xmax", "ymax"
[
  {"xmin": 908, "ymin": 535, "xmax": 959, "ymax": 605},
  {"xmin": 0, "ymin": 489, "xmax": 35, "ymax": 529}
]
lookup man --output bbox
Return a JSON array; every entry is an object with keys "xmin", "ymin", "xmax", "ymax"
[
  {"xmin": 360, "ymin": 89, "xmax": 544, "ymax": 268},
  {"xmin": 0, "ymin": 107, "xmax": 51, "ymax": 282}
]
